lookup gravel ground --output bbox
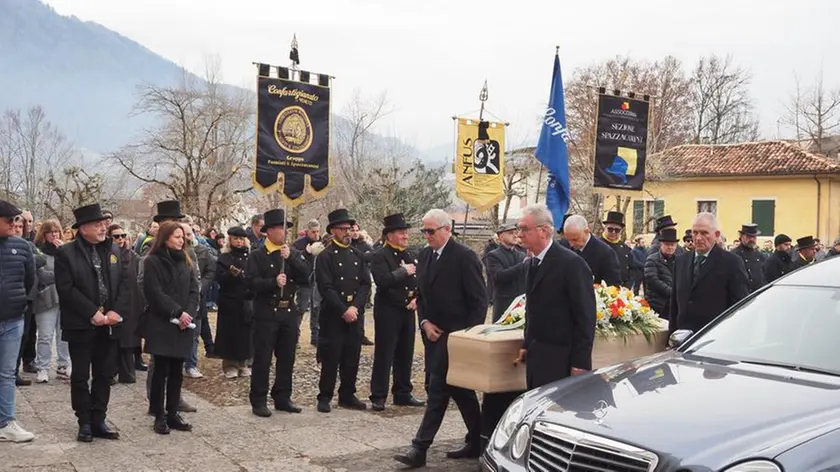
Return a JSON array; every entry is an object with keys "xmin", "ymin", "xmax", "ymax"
[{"xmin": 184, "ymin": 311, "xmax": 432, "ymax": 410}]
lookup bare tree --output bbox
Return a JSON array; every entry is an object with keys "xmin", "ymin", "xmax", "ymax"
[
  {"xmin": 43, "ymin": 166, "xmax": 111, "ymax": 225},
  {"xmin": 692, "ymin": 55, "xmax": 759, "ymax": 144},
  {"xmin": 0, "ymin": 106, "xmax": 77, "ymax": 215},
  {"xmin": 110, "ymin": 65, "xmax": 254, "ymax": 228},
  {"xmin": 334, "ymin": 89, "xmax": 393, "ymax": 185},
  {"xmin": 782, "ymin": 71, "xmax": 840, "ymax": 154},
  {"xmin": 498, "ymin": 149, "xmax": 538, "ymax": 224}
]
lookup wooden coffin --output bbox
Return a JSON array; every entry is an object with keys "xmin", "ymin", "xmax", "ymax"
[
  {"xmin": 446, "ymin": 326, "xmax": 527, "ymax": 393},
  {"xmin": 446, "ymin": 320, "xmax": 670, "ymax": 393}
]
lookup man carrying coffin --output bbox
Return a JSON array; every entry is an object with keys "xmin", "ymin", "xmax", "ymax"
[
  {"xmin": 368, "ymin": 213, "xmax": 424, "ymax": 412},
  {"xmin": 514, "ymin": 204, "xmax": 596, "ymax": 389},
  {"xmin": 56, "ymin": 204, "xmax": 129, "ymax": 442},
  {"xmin": 394, "ymin": 209, "xmax": 485, "ymax": 468}
]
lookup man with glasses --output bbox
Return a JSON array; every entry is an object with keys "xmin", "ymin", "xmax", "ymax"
[
  {"xmin": 55, "ymin": 204, "xmax": 129, "ymax": 442},
  {"xmin": 483, "ymin": 224, "xmax": 526, "ymax": 323},
  {"xmin": 394, "ymin": 209, "xmax": 485, "ymax": 468},
  {"xmin": 0, "ymin": 202, "xmax": 37, "ymax": 442},
  {"xmin": 315, "ymin": 209, "xmax": 371, "ymax": 413},
  {"xmin": 600, "ymin": 211, "xmax": 635, "ymax": 288}
]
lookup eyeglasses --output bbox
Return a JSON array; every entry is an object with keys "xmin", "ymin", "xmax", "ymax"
[
  {"xmin": 5, "ymin": 216, "xmax": 22, "ymax": 224},
  {"xmin": 111, "ymin": 234, "xmax": 127, "ymax": 239},
  {"xmin": 605, "ymin": 227, "xmax": 622, "ymax": 234},
  {"xmin": 421, "ymin": 226, "xmax": 445, "ymax": 235}
]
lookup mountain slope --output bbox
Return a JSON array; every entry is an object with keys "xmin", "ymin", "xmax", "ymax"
[{"xmin": 0, "ymin": 0, "xmax": 198, "ymax": 152}]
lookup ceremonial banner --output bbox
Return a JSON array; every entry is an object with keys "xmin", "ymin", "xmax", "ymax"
[
  {"xmin": 455, "ymin": 118, "xmax": 505, "ymax": 211},
  {"xmin": 593, "ymin": 94, "xmax": 650, "ymax": 191},
  {"xmin": 254, "ymin": 68, "xmax": 330, "ymax": 205}
]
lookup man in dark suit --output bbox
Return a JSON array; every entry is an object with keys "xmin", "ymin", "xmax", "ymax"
[
  {"xmin": 393, "ymin": 209, "xmax": 485, "ymax": 469},
  {"xmin": 515, "ymin": 204, "xmax": 596, "ymax": 389},
  {"xmin": 55, "ymin": 204, "xmax": 130, "ymax": 443},
  {"xmin": 670, "ymin": 212, "xmax": 750, "ymax": 333},
  {"xmin": 560, "ymin": 215, "xmax": 622, "ymax": 287},
  {"xmin": 484, "ymin": 224, "xmax": 526, "ymax": 322}
]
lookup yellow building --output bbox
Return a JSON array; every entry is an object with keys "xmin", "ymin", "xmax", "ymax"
[{"xmin": 627, "ymin": 141, "xmax": 840, "ymax": 244}]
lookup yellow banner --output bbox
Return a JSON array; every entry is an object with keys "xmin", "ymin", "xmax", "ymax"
[{"xmin": 455, "ymin": 118, "xmax": 505, "ymax": 211}]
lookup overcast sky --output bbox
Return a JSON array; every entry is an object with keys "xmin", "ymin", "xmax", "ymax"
[{"xmin": 44, "ymin": 0, "xmax": 837, "ymax": 152}]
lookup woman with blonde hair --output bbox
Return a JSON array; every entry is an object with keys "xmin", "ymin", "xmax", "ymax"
[
  {"xmin": 33, "ymin": 219, "xmax": 70, "ymax": 383},
  {"xmin": 142, "ymin": 221, "xmax": 199, "ymax": 434}
]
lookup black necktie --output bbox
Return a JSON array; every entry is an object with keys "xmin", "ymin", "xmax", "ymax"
[
  {"xmin": 693, "ymin": 253, "xmax": 706, "ymax": 278},
  {"xmin": 528, "ymin": 257, "xmax": 539, "ymax": 284}
]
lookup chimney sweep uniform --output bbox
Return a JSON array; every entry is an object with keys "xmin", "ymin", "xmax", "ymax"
[
  {"xmin": 600, "ymin": 211, "xmax": 634, "ymax": 288},
  {"xmin": 731, "ymin": 224, "xmax": 768, "ymax": 292},
  {"xmin": 368, "ymin": 214, "xmax": 424, "ymax": 411},
  {"xmin": 245, "ymin": 210, "xmax": 309, "ymax": 416},
  {"xmin": 316, "ymin": 209, "xmax": 371, "ymax": 412}
]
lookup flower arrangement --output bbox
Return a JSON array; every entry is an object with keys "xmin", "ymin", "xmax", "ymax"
[
  {"xmin": 491, "ymin": 284, "xmax": 661, "ymax": 343},
  {"xmin": 594, "ymin": 281, "xmax": 661, "ymax": 342}
]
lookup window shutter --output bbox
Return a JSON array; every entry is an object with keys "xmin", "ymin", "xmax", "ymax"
[
  {"xmin": 751, "ymin": 200, "xmax": 775, "ymax": 236},
  {"xmin": 653, "ymin": 200, "xmax": 665, "ymax": 218},
  {"xmin": 633, "ymin": 200, "xmax": 644, "ymax": 233}
]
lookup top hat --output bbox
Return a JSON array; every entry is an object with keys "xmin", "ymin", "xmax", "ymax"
[
  {"xmin": 796, "ymin": 236, "xmax": 816, "ymax": 250},
  {"xmin": 227, "ymin": 226, "xmax": 248, "ymax": 238},
  {"xmin": 658, "ymin": 228, "xmax": 679, "ymax": 243},
  {"xmin": 602, "ymin": 211, "xmax": 625, "ymax": 227},
  {"xmin": 0, "ymin": 200, "xmax": 22, "ymax": 219},
  {"xmin": 556, "ymin": 214, "xmax": 573, "ymax": 235},
  {"xmin": 72, "ymin": 203, "xmax": 108, "ymax": 229},
  {"xmin": 153, "ymin": 200, "xmax": 185, "ymax": 223},
  {"xmin": 496, "ymin": 223, "xmax": 518, "ymax": 234},
  {"xmin": 382, "ymin": 213, "xmax": 410, "ymax": 235},
  {"xmin": 262, "ymin": 209, "xmax": 293, "ymax": 233},
  {"xmin": 654, "ymin": 215, "xmax": 677, "ymax": 232},
  {"xmin": 739, "ymin": 224, "xmax": 760, "ymax": 236},
  {"xmin": 326, "ymin": 209, "xmax": 356, "ymax": 231}
]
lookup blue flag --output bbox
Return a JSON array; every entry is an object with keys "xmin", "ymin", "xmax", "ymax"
[{"xmin": 535, "ymin": 53, "xmax": 571, "ymax": 232}]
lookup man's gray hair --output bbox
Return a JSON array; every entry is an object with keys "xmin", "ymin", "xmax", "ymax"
[
  {"xmin": 693, "ymin": 212, "xmax": 719, "ymax": 231},
  {"xmin": 564, "ymin": 214, "xmax": 588, "ymax": 232},
  {"xmin": 422, "ymin": 209, "xmax": 451, "ymax": 228},
  {"xmin": 307, "ymin": 219, "xmax": 320, "ymax": 230},
  {"xmin": 521, "ymin": 204, "xmax": 554, "ymax": 228}
]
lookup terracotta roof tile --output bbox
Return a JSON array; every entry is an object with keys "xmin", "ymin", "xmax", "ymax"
[{"xmin": 651, "ymin": 141, "xmax": 840, "ymax": 179}]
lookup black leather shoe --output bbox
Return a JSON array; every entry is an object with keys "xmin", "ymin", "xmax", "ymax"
[
  {"xmin": 361, "ymin": 337, "xmax": 374, "ymax": 346},
  {"xmin": 166, "ymin": 413, "xmax": 192, "ymax": 432},
  {"xmin": 274, "ymin": 401, "xmax": 302, "ymax": 414},
  {"xmin": 394, "ymin": 447, "xmax": 427, "ymax": 468},
  {"xmin": 135, "ymin": 361, "xmax": 148, "ymax": 372},
  {"xmin": 15, "ymin": 375, "xmax": 31, "ymax": 386},
  {"xmin": 445, "ymin": 443, "xmax": 481, "ymax": 459},
  {"xmin": 177, "ymin": 399, "xmax": 197, "ymax": 413},
  {"xmin": 109, "ymin": 376, "xmax": 117, "ymax": 386},
  {"xmin": 23, "ymin": 362, "xmax": 37, "ymax": 374},
  {"xmin": 252, "ymin": 405, "xmax": 273, "ymax": 418},
  {"xmin": 393, "ymin": 396, "xmax": 425, "ymax": 407},
  {"xmin": 118, "ymin": 376, "xmax": 136, "ymax": 384},
  {"xmin": 153, "ymin": 415, "xmax": 170, "ymax": 435},
  {"xmin": 317, "ymin": 399, "xmax": 331, "ymax": 413},
  {"xmin": 91, "ymin": 421, "xmax": 120, "ymax": 440},
  {"xmin": 371, "ymin": 400, "xmax": 385, "ymax": 412},
  {"xmin": 77, "ymin": 424, "xmax": 93, "ymax": 443},
  {"xmin": 338, "ymin": 397, "xmax": 367, "ymax": 410}
]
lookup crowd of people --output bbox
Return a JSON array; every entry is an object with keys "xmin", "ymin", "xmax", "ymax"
[{"xmin": 1, "ymin": 196, "xmax": 836, "ymax": 470}]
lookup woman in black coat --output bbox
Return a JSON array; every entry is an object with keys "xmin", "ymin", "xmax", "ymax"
[
  {"xmin": 142, "ymin": 221, "xmax": 200, "ymax": 435},
  {"xmin": 107, "ymin": 224, "xmax": 144, "ymax": 383},
  {"xmin": 214, "ymin": 226, "xmax": 254, "ymax": 378}
]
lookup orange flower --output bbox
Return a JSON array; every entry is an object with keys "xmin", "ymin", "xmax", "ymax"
[
  {"xmin": 610, "ymin": 302, "xmax": 620, "ymax": 318},
  {"xmin": 639, "ymin": 298, "xmax": 650, "ymax": 308}
]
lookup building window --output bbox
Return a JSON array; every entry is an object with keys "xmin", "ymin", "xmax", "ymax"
[
  {"xmin": 697, "ymin": 200, "xmax": 717, "ymax": 215},
  {"xmin": 752, "ymin": 199, "xmax": 775, "ymax": 236},
  {"xmin": 633, "ymin": 199, "xmax": 665, "ymax": 234}
]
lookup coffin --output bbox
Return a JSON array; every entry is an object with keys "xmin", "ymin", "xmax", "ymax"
[{"xmin": 446, "ymin": 320, "xmax": 670, "ymax": 393}]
